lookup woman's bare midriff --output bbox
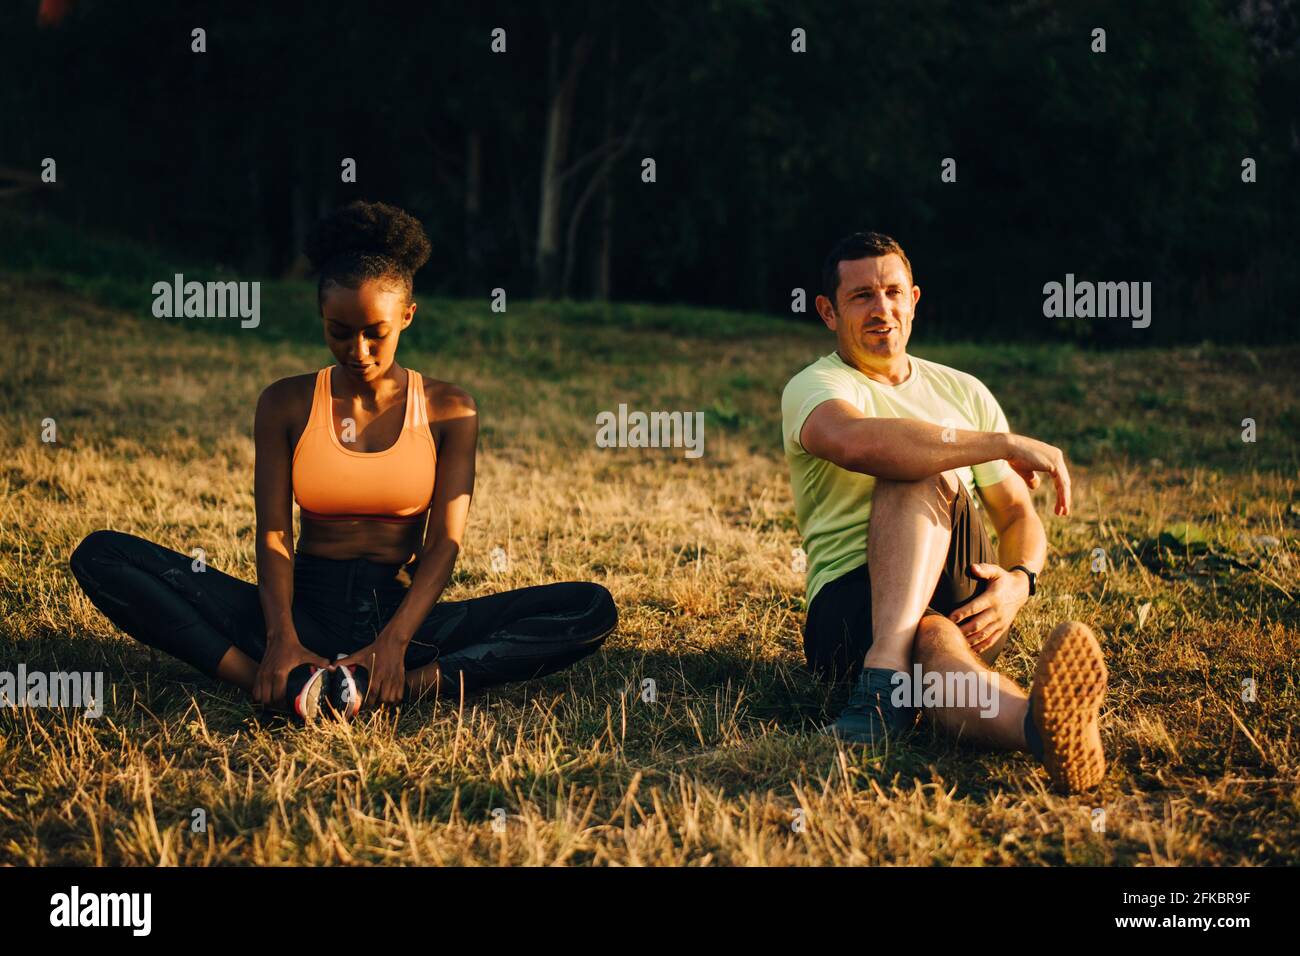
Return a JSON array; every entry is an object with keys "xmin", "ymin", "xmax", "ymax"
[{"xmin": 296, "ymin": 514, "xmax": 426, "ymax": 565}]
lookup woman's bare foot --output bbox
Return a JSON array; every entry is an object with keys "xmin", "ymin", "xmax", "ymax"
[{"xmin": 404, "ymin": 660, "xmax": 443, "ymax": 702}]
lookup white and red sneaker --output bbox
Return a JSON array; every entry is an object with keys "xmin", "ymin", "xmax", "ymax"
[
  {"xmin": 327, "ymin": 661, "xmax": 369, "ymax": 719},
  {"xmin": 284, "ymin": 664, "xmax": 329, "ymax": 721}
]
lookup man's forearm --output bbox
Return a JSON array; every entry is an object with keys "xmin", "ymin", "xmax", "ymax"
[
  {"xmin": 843, "ymin": 418, "xmax": 1010, "ymax": 480},
  {"xmin": 996, "ymin": 511, "xmax": 1047, "ymax": 575}
]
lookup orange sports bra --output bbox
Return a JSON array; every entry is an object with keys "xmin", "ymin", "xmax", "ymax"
[{"xmin": 292, "ymin": 366, "xmax": 437, "ymax": 524}]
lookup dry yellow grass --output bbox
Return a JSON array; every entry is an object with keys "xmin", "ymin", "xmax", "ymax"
[{"xmin": 1, "ymin": 275, "xmax": 1297, "ymax": 865}]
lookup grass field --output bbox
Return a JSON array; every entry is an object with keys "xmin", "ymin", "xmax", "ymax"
[{"xmin": 1, "ymin": 222, "xmax": 1298, "ymax": 865}]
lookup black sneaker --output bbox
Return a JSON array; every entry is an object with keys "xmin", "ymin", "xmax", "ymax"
[
  {"xmin": 285, "ymin": 664, "xmax": 329, "ymax": 721},
  {"xmin": 826, "ymin": 666, "xmax": 916, "ymax": 745},
  {"xmin": 326, "ymin": 662, "xmax": 369, "ymax": 719}
]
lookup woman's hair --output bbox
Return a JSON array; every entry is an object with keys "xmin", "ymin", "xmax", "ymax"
[{"xmin": 304, "ymin": 200, "xmax": 432, "ymax": 307}]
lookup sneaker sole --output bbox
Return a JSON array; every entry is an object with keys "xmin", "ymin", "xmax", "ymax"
[
  {"xmin": 292, "ymin": 667, "xmax": 328, "ymax": 721},
  {"xmin": 1031, "ymin": 621, "xmax": 1108, "ymax": 793},
  {"xmin": 331, "ymin": 666, "xmax": 363, "ymax": 719}
]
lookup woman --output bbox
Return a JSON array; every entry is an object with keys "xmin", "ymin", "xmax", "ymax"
[{"xmin": 69, "ymin": 200, "xmax": 617, "ymax": 719}]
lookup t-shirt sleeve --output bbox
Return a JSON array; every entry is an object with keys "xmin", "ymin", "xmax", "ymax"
[
  {"xmin": 782, "ymin": 366, "xmax": 863, "ymax": 453},
  {"xmin": 968, "ymin": 377, "xmax": 1013, "ymax": 488}
]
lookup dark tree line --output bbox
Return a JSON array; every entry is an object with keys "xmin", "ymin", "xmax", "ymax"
[{"xmin": 2, "ymin": 0, "xmax": 1297, "ymax": 344}]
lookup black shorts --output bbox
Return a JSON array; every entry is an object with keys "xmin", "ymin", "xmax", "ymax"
[{"xmin": 802, "ymin": 481, "xmax": 1008, "ymax": 683}]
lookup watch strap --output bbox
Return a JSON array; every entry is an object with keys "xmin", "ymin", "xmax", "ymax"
[{"xmin": 1009, "ymin": 564, "xmax": 1037, "ymax": 596}]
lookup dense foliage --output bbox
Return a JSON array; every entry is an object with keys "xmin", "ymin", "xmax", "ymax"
[{"xmin": 2, "ymin": 0, "xmax": 1296, "ymax": 343}]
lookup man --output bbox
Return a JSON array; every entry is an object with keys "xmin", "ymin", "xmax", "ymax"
[{"xmin": 781, "ymin": 231, "xmax": 1107, "ymax": 793}]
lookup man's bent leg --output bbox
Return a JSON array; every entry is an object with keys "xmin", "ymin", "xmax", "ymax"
[
  {"xmin": 830, "ymin": 471, "xmax": 961, "ymax": 745},
  {"xmin": 862, "ymin": 471, "xmax": 961, "ymax": 672},
  {"xmin": 912, "ymin": 614, "xmax": 1029, "ymax": 750}
]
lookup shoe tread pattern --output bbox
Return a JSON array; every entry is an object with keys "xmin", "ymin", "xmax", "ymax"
[{"xmin": 1031, "ymin": 621, "xmax": 1108, "ymax": 793}]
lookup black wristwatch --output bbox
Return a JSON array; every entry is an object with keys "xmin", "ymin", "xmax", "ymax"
[{"xmin": 1009, "ymin": 565, "xmax": 1037, "ymax": 596}]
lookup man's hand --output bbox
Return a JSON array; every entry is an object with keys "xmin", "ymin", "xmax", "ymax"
[
  {"xmin": 337, "ymin": 639, "xmax": 407, "ymax": 708},
  {"xmin": 949, "ymin": 563, "xmax": 1031, "ymax": 652},
  {"xmin": 1004, "ymin": 434, "xmax": 1072, "ymax": 516},
  {"xmin": 253, "ymin": 636, "xmax": 331, "ymax": 707}
]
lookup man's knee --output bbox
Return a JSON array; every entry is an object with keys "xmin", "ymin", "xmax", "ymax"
[
  {"xmin": 873, "ymin": 470, "xmax": 960, "ymax": 505},
  {"xmin": 914, "ymin": 613, "xmax": 1008, "ymax": 669},
  {"xmin": 913, "ymin": 613, "xmax": 974, "ymax": 664}
]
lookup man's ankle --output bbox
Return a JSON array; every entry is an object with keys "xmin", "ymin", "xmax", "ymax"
[
  {"xmin": 1023, "ymin": 698, "xmax": 1046, "ymax": 762},
  {"xmin": 858, "ymin": 665, "xmax": 906, "ymax": 688},
  {"xmin": 861, "ymin": 655, "xmax": 908, "ymax": 674},
  {"xmin": 855, "ymin": 667, "xmax": 915, "ymax": 726}
]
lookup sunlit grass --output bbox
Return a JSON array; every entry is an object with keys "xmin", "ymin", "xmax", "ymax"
[{"xmin": 1, "ymin": 270, "xmax": 1297, "ymax": 865}]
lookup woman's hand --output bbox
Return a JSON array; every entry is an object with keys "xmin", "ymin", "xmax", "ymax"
[
  {"xmin": 337, "ymin": 638, "xmax": 408, "ymax": 708},
  {"xmin": 253, "ymin": 635, "xmax": 331, "ymax": 707}
]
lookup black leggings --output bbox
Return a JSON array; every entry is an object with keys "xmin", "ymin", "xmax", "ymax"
[{"xmin": 69, "ymin": 530, "xmax": 617, "ymax": 692}]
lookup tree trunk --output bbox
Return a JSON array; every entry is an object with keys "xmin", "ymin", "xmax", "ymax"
[
  {"xmin": 285, "ymin": 136, "xmax": 311, "ymax": 278},
  {"xmin": 595, "ymin": 170, "xmax": 614, "ymax": 301},
  {"xmin": 465, "ymin": 128, "xmax": 482, "ymax": 284},
  {"xmin": 594, "ymin": 38, "xmax": 619, "ymax": 302},
  {"xmin": 535, "ymin": 32, "xmax": 592, "ymax": 299}
]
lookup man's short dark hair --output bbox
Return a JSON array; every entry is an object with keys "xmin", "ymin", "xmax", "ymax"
[{"xmin": 821, "ymin": 231, "xmax": 914, "ymax": 308}]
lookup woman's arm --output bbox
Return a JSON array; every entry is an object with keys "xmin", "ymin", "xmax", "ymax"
[
  {"xmin": 252, "ymin": 378, "xmax": 326, "ymax": 704},
  {"xmin": 377, "ymin": 384, "xmax": 478, "ymax": 649}
]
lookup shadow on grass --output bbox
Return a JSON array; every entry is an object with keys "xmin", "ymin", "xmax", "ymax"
[{"xmin": 4, "ymin": 632, "xmax": 1060, "ymax": 804}]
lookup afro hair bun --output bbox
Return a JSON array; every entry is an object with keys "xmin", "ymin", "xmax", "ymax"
[{"xmin": 304, "ymin": 200, "xmax": 432, "ymax": 276}]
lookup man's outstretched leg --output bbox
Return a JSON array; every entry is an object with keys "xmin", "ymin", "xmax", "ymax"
[
  {"xmin": 831, "ymin": 471, "xmax": 961, "ymax": 744},
  {"xmin": 913, "ymin": 613, "xmax": 1108, "ymax": 793}
]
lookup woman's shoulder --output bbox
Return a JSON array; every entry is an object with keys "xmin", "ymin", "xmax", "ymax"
[
  {"xmin": 257, "ymin": 371, "xmax": 316, "ymax": 414},
  {"xmin": 414, "ymin": 372, "xmax": 477, "ymax": 422}
]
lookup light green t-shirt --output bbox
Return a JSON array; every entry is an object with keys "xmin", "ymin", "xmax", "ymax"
[{"xmin": 781, "ymin": 351, "xmax": 1013, "ymax": 604}]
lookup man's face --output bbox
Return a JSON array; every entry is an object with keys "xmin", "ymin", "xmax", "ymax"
[{"xmin": 815, "ymin": 254, "xmax": 920, "ymax": 368}]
